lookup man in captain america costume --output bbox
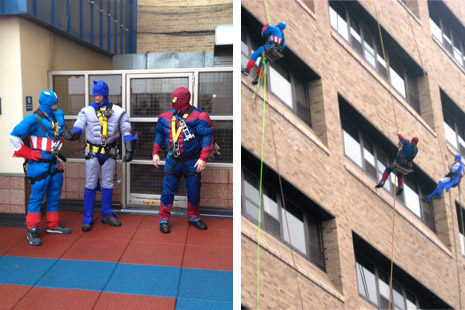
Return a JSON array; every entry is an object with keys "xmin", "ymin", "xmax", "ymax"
[
  {"xmin": 64, "ymin": 80, "xmax": 136, "ymax": 232},
  {"xmin": 241, "ymin": 22, "xmax": 287, "ymax": 85},
  {"xmin": 375, "ymin": 134, "xmax": 419, "ymax": 196},
  {"xmin": 9, "ymin": 90, "xmax": 71, "ymax": 246},
  {"xmin": 152, "ymin": 87, "xmax": 213, "ymax": 234}
]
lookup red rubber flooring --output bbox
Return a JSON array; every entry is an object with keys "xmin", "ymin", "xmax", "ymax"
[{"xmin": 0, "ymin": 211, "xmax": 233, "ymax": 310}]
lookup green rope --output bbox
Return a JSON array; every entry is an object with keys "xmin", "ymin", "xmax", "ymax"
[
  {"xmin": 256, "ymin": 54, "xmax": 268, "ymax": 310},
  {"xmin": 264, "ymin": 0, "xmax": 271, "ymax": 25}
]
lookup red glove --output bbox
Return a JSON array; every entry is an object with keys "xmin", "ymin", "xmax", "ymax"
[{"xmin": 13, "ymin": 145, "xmax": 42, "ymax": 161}]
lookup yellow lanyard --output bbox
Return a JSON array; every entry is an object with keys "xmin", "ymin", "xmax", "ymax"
[
  {"xmin": 171, "ymin": 111, "xmax": 190, "ymax": 143},
  {"xmin": 171, "ymin": 116, "xmax": 183, "ymax": 143},
  {"xmin": 97, "ymin": 108, "xmax": 108, "ymax": 139},
  {"xmin": 52, "ymin": 121, "xmax": 59, "ymax": 140}
]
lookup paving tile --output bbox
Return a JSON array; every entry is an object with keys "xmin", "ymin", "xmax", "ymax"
[
  {"xmin": 94, "ymin": 292, "xmax": 176, "ymax": 310},
  {"xmin": 120, "ymin": 241, "xmax": 184, "ymax": 267},
  {"xmin": 178, "ymin": 268, "xmax": 232, "ymax": 302},
  {"xmin": 186, "ymin": 226, "xmax": 232, "ymax": 247},
  {"xmin": 0, "ymin": 284, "xmax": 31, "ymax": 310},
  {"xmin": 182, "ymin": 245, "xmax": 233, "ymax": 271},
  {"xmin": 0, "ymin": 227, "xmax": 25, "ymax": 255},
  {"xmin": 14, "ymin": 287, "xmax": 99, "ymax": 310},
  {"xmin": 62, "ymin": 238, "xmax": 129, "ymax": 262}
]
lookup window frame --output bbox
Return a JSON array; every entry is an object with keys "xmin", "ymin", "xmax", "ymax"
[
  {"xmin": 429, "ymin": 3, "xmax": 465, "ymax": 71},
  {"xmin": 329, "ymin": 1, "xmax": 420, "ymax": 113},
  {"xmin": 241, "ymin": 26, "xmax": 312, "ymax": 127},
  {"xmin": 355, "ymin": 253, "xmax": 423, "ymax": 309},
  {"xmin": 443, "ymin": 109, "xmax": 465, "ymax": 157},
  {"xmin": 241, "ymin": 166, "xmax": 326, "ymax": 271}
]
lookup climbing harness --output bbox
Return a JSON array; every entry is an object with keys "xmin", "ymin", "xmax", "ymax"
[
  {"xmin": 24, "ymin": 110, "xmax": 66, "ymax": 184},
  {"xmin": 168, "ymin": 106, "xmax": 196, "ymax": 158},
  {"xmin": 94, "ymin": 104, "xmax": 114, "ymax": 140},
  {"xmin": 264, "ymin": 42, "xmax": 284, "ymax": 62}
]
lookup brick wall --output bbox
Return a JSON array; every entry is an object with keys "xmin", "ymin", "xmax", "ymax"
[
  {"xmin": 0, "ymin": 176, "xmax": 26, "ymax": 214},
  {"xmin": 137, "ymin": 0, "xmax": 233, "ymax": 53},
  {"xmin": 242, "ymin": 0, "xmax": 465, "ymax": 308},
  {"xmin": 61, "ymin": 162, "xmax": 232, "ymax": 209}
]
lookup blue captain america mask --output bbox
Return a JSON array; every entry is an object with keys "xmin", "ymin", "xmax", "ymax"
[{"xmin": 38, "ymin": 90, "xmax": 59, "ymax": 114}]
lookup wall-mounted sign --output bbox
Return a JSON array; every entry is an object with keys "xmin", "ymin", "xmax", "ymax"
[{"xmin": 25, "ymin": 96, "xmax": 32, "ymax": 111}]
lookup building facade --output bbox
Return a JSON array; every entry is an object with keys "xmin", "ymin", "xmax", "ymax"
[{"xmin": 242, "ymin": 0, "xmax": 465, "ymax": 308}]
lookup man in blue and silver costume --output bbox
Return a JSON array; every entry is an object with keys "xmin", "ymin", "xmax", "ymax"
[
  {"xmin": 9, "ymin": 90, "xmax": 71, "ymax": 246},
  {"xmin": 64, "ymin": 80, "xmax": 136, "ymax": 232}
]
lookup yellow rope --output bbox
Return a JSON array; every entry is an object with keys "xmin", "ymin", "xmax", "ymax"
[
  {"xmin": 403, "ymin": 6, "xmax": 461, "ymax": 308},
  {"xmin": 387, "ymin": 177, "xmax": 398, "ymax": 310},
  {"xmin": 373, "ymin": 0, "xmax": 399, "ymax": 135},
  {"xmin": 372, "ymin": 2, "xmax": 400, "ymax": 308}
]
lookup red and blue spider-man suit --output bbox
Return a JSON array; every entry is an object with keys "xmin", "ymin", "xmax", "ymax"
[{"xmin": 152, "ymin": 87, "xmax": 213, "ymax": 232}]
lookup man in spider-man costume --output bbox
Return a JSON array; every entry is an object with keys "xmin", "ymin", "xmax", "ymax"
[
  {"xmin": 241, "ymin": 22, "xmax": 287, "ymax": 84},
  {"xmin": 9, "ymin": 90, "xmax": 71, "ymax": 246},
  {"xmin": 152, "ymin": 87, "xmax": 214, "ymax": 234},
  {"xmin": 375, "ymin": 134, "xmax": 419, "ymax": 196}
]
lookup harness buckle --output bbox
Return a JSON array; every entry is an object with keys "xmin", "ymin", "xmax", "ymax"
[
  {"xmin": 169, "ymin": 141, "xmax": 181, "ymax": 158},
  {"xmin": 51, "ymin": 140, "xmax": 63, "ymax": 155},
  {"xmin": 180, "ymin": 120, "xmax": 195, "ymax": 141},
  {"xmin": 101, "ymin": 140, "xmax": 107, "ymax": 147}
]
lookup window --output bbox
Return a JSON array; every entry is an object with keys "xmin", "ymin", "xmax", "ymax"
[
  {"xmin": 53, "ymin": 75, "xmax": 86, "ymax": 159},
  {"xmin": 241, "ymin": 149, "xmax": 327, "ymax": 270},
  {"xmin": 428, "ymin": 1, "xmax": 465, "ymax": 70},
  {"xmin": 340, "ymin": 97, "xmax": 436, "ymax": 231},
  {"xmin": 198, "ymin": 72, "xmax": 233, "ymax": 164},
  {"xmin": 441, "ymin": 90, "xmax": 465, "ymax": 157},
  {"xmin": 456, "ymin": 203, "xmax": 465, "ymax": 257},
  {"xmin": 241, "ymin": 13, "xmax": 318, "ymax": 127},
  {"xmin": 354, "ymin": 233, "xmax": 453, "ymax": 309},
  {"xmin": 329, "ymin": 1, "xmax": 422, "ymax": 114}
]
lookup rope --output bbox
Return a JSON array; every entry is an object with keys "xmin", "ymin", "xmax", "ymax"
[
  {"xmin": 255, "ymin": 55, "xmax": 267, "ymax": 310},
  {"xmin": 404, "ymin": 7, "xmax": 449, "ymax": 170},
  {"xmin": 263, "ymin": 0, "xmax": 271, "ymax": 25},
  {"xmin": 372, "ymin": 2, "xmax": 400, "ymax": 308},
  {"xmin": 403, "ymin": 6, "xmax": 462, "ymax": 308},
  {"xmin": 387, "ymin": 178, "xmax": 398, "ymax": 310},
  {"xmin": 269, "ymin": 103, "xmax": 305, "ymax": 310},
  {"xmin": 373, "ymin": 0, "xmax": 399, "ymax": 135},
  {"xmin": 459, "ymin": 187, "xmax": 465, "ymax": 252},
  {"xmin": 448, "ymin": 189, "xmax": 462, "ymax": 308}
]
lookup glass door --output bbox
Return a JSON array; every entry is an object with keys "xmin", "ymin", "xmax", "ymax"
[{"xmin": 125, "ymin": 73, "xmax": 193, "ymax": 208}]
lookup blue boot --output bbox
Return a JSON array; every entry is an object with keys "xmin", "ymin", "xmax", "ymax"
[
  {"xmin": 426, "ymin": 181, "xmax": 444, "ymax": 200},
  {"xmin": 101, "ymin": 188, "xmax": 121, "ymax": 227},
  {"xmin": 83, "ymin": 187, "xmax": 97, "ymax": 227}
]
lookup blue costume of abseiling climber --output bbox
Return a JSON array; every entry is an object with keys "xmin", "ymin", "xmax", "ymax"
[
  {"xmin": 64, "ymin": 80, "xmax": 136, "ymax": 232},
  {"xmin": 152, "ymin": 87, "xmax": 213, "ymax": 234},
  {"xmin": 241, "ymin": 22, "xmax": 286, "ymax": 85},
  {"xmin": 9, "ymin": 90, "xmax": 71, "ymax": 246},
  {"xmin": 426, "ymin": 154, "xmax": 463, "ymax": 200},
  {"xmin": 375, "ymin": 134, "xmax": 419, "ymax": 196}
]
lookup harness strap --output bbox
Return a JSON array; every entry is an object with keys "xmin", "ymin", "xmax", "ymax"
[
  {"xmin": 94, "ymin": 104, "xmax": 113, "ymax": 139},
  {"xmin": 165, "ymin": 155, "xmax": 201, "ymax": 179},
  {"xmin": 85, "ymin": 141, "xmax": 118, "ymax": 165},
  {"xmin": 34, "ymin": 110, "xmax": 59, "ymax": 140},
  {"xmin": 170, "ymin": 106, "xmax": 196, "ymax": 144}
]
